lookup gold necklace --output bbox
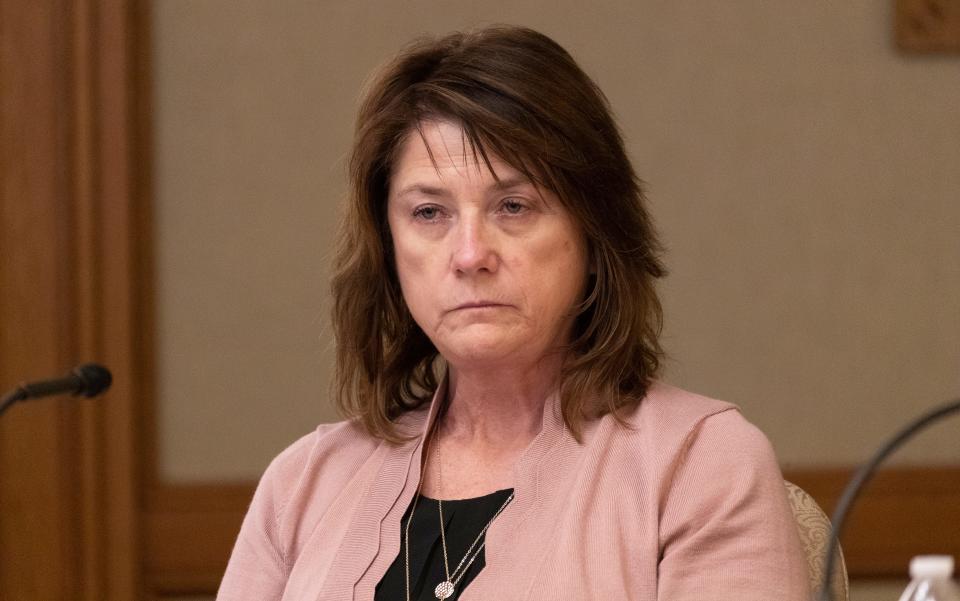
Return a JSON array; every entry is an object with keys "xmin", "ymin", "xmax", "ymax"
[
  {"xmin": 403, "ymin": 424, "xmax": 514, "ymax": 601},
  {"xmin": 434, "ymin": 490, "xmax": 513, "ymax": 599},
  {"xmin": 433, "ymin": 425, "xmax": 515, "ymax": 600}
]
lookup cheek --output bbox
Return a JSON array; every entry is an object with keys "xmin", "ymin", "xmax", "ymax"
[
  {"xmin": 390, "ymin": 219, "xmax": 422, "ymax": 278},
  {"xmin": 394, "ymin": 247, "xmax": 420, "ymax": 295},
  {"xmin": 525, "ymin": 232, "xmax": 589, "ymax": 310},
  {"xmin": 392, "ymin": 236, "xmax": 438, "ymax": 320}
]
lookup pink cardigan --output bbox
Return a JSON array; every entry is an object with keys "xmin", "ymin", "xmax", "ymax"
[{"xmin": 217, "ymin": 380, "xmax": 812, "ymax": 600}]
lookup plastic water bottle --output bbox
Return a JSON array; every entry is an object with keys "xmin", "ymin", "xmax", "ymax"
[{"xmin": 897, "ymin": 556, "xmax": 960, "ymax": 601}]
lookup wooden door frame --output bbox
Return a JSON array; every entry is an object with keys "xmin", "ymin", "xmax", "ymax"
[{"xmin": 0, "ymin": 1, "xmax": 143, "ymax": 599}]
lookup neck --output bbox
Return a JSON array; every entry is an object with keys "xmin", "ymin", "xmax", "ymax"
[{"xmin": 440, "ymin": 355, "xmax": 560, "ymax": 451}]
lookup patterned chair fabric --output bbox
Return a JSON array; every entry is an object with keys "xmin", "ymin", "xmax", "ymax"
[{"xmin": 784, "ymin": 481, "xmax": 850, "ymax": 601}]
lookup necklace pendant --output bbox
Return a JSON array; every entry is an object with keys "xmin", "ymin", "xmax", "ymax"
[{"xmin": 434, "ymin": 580, "xmax": 455, "ymax": 599}]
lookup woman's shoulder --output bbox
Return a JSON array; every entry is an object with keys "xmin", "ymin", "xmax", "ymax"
[
  {"xmin": 257, "ymin": 406, "xmax": 429, "ymax": 503},
  {"xmin": 624, "ymin": 380, "xmax": 740, "ymax": 432},
  {"xmin": 604, "ymin": 380, "xmax": 775, "ymax": 461},
  {"xmin": 261, "ymin": 418, "xmax": 383, "ymax": 484}
]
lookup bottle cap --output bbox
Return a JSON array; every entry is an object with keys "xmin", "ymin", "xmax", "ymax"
[{"xmin": 910, "ymin": 555, "xmax": 955, "ymax": 579}]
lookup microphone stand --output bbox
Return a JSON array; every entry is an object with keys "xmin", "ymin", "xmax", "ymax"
[{"xmin": 819, "ymin": 397, "xmax": 960, "ymax": 601}]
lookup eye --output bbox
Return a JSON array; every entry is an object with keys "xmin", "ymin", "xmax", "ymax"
[
  {"xmin": 500, "ymin": 198, "xmax": 528, "ymax": 215},
  {"xmin": 412, "ymin": 204, "xmax": 444, "ymax": 221}
]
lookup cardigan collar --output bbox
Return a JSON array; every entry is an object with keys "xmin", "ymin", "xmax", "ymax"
[{"xmin": 329, "ymin": 371, "xmax": 569, "ymax": 601}]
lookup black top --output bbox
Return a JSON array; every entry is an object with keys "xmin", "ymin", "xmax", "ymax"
[{"xmin": 375, "ymin": 488, "xmax": 514, "ymax": 601}]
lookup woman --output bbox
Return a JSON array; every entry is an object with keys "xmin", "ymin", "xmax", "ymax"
[{"xmin": 218, "ymin": 25, "xmax": 811, "ymax": 601}]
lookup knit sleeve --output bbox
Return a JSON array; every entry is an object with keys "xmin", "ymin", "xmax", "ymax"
[
  {"xmin": 657, "ymin": 408, "xmax": 812, "ymax": 601},
  {"xmin": 216, "ymin": 433, "xmax": 315, "ymax": 601}
]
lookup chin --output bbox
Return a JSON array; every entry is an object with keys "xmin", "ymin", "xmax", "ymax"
[{"xmin": 437, "ymin": 332, "xmax": 527, "ymax": 368}]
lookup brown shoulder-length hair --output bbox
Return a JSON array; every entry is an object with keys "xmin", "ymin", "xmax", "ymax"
[{"xmin": 331, "ymin": 25, "xmax": 666, "ymax": 442}]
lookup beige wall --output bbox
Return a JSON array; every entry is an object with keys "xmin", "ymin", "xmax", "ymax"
[{"xmin": 152, "ymin": 1, "xmax": 960, "ymax": 486}]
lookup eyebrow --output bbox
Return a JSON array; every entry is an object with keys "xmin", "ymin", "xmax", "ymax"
[{"xmin": 393, "ymin": 176, "xmax": 534, "ymax": 200}]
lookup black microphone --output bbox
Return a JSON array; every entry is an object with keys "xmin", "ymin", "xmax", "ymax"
[
  {"xmin": 0, "ymin": 363, "xmax": 113, "ymax": 416},
  {"xmin": 818, "ymin": 397, "xmax": 960, "ymax": 601}
]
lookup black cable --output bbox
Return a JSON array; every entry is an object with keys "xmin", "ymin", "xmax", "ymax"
[
  {"xmin": 0, "ymin": 388, "xmax": 28, "ymax": 416},
  {"xmin": 818, "ymin": 398, "xmax": 960, "ymax": 601}
]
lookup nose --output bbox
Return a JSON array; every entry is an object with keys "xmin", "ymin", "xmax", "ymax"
[{"xmin": 450, "ymin": 214, "xmax": 498, "ymax": 275}]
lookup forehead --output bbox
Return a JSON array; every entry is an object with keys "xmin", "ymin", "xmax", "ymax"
[{"xmin": 390, "ymin": 120, "xmax": 526, "ymax": 188}]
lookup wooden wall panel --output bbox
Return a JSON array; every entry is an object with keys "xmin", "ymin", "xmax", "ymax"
[
  {"xmin": 896, "ymin": 0, "xmax": 960, "ymax": 52},
  {"xmin": 0, "ymin": 2, "xmax": 142, "ymax": 600},
  {"xmin": 1, "ymin": 3, "xmax": 83, "ymax": 599},
  {"xmin": 788, "ymin": 467, "xmax": 960, "ymax": 575},
  {"xmin": 144, "ymin": 485, "xmax": 256, "ymax": 595}
]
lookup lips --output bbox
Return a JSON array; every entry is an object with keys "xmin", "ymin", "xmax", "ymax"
[{"xmin": 452, "ymin": 301, "xmax": 508, "ymax": 311}]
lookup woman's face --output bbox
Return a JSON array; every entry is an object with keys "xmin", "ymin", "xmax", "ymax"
[{"xmin": 387, "ymin": 120, "xmax": 590, "ymax": 371}]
